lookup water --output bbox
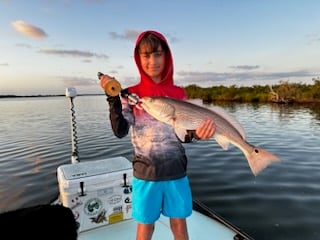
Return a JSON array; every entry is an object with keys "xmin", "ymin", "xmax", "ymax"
[{"xmin": 1, "ymin": 96, "xmax": 319, "ymax": 240}]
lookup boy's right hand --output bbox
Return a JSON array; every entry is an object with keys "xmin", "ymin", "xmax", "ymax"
[
  {"xmin": 98, "ymin": 73, "xmax": 122, "ymax": 96},
  {"xmin": 99, "ymin": 74, "xmax": 115, "ymax": 90}
]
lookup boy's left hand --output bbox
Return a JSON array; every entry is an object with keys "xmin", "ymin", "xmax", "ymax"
[{"xmin": 195, "ymin": 119, "xmax": 215, "ymax": 139}]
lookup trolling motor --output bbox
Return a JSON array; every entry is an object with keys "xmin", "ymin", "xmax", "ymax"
[
  {"xmin": 65, "ymin": 72, "xmax": 138, "ymax": 165},
  {"xmin": 65, "ymin": 87, "xmax": 79, "ymax": 164}
]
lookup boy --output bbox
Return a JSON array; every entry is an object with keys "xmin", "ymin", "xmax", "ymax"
[{"xmin": 100, "ymin": 30, "xmax": 215, "ymax": 240}]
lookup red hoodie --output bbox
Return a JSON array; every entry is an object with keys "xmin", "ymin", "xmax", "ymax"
[{"xmin": 128, "ymin": 30, "xmax": 187, "ymax": 100}]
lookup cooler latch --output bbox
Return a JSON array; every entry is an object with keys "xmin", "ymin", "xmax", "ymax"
[{"xmin": 79, "ymin": 181, "xmax": 86, "ymax": 196}]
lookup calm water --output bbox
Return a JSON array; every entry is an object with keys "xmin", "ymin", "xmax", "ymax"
[{"xmin": 1, "ymin": 96, "xmax": 320, "ymax": 240}]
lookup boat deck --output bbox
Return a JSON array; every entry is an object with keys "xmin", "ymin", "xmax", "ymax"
[{"xmin": 79, "ymin": 210, "xmax": 237, "ymax": 240}]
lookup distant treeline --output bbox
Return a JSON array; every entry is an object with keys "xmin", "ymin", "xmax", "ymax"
[
  {"xmin": 185, "ymin": 78, "xmax": 320, "ymax": 104},
  {"xmin": 2, "ymin": 78, "xmax": 320, "ymax": 103}
]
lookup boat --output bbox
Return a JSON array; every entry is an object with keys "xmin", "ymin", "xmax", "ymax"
[{"xmin": 0, "ymin": 87, "xmax": 255, "ymax": 240}]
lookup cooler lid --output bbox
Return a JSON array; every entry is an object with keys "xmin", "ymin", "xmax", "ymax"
[{"xmin": 57, "ymin": 157, "xmax": 132, "ymax": 180}]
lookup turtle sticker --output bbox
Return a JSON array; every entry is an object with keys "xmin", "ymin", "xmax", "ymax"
[{"xmin": 84, "ymin": 198, "xmax": 103, "ymax": 216}]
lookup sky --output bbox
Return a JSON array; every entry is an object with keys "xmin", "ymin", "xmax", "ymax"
[{"xmin": 1, "ymin": 0, "xmax": 320, "ymax": 95}]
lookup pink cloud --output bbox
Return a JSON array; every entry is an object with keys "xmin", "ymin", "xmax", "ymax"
[{"xmin": 11, "ymin": 20, "xmax": 48, "ymax": 39}]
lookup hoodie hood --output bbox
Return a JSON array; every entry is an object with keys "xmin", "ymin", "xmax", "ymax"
[{"xmin": 128, "ymin": 30, "xmax": 186, "ymax": 100}]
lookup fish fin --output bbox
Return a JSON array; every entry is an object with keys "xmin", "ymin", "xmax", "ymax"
[
  {"xmin": 245, "ymin": 146, "xmax": 281, "ymax": 176},
  {"xmin": 186, "ymin": 99, "xmax": 203, "ymax": 106},
  {"xmin": 210, "ymin": 105, "xmax": 246, "ymax": 140},
  {"xmin": 174, "ymin": 126, "xmax": 188, "ymax": 141},
  {"xmin": 214, "ymin": 134, "xmax": 230, "ymax": 150}
]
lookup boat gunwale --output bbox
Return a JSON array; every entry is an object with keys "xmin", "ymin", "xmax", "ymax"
[{"xmin": 192, "ymin": 199, "xmax": 255, "ymax": 240}]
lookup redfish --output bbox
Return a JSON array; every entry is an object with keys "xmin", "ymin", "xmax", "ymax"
[{"xmin": 140, "ymin": 96, "xmax": 280, "ymax": 176}]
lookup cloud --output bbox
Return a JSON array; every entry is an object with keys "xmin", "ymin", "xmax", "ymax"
[
  {"xmin": 306, "ymin": 33, "xmax": 320, "ymax": 45},
  {"xmin": 11, "ymin": 20, "xmax": 48, "ymax": 39},
  {"xmin": 60, "ymin": 76, "xmax": 97, "ymax": 87},
  {"xmin": 229, "ymin": 65, "xmax": 260, "ymax": 71},
  {"xmin": 38, "ymin": 49, "xmax": 109, "ymax": 59},
  {"xmin": 164, "ymin": 34, "xmax": 179, "ymax": 43},
  {"xmin": 176, "ymin": 69, "xmax": 318, "ymax": 86},
  {"xmin": 84, "ymin": 0, "xmax": 107, "ymax": 3},
  {"xmin": 0, "ymin": 63, "xmax": 9, "ymax": 67},
  {"xmin": 109, "ymin": 29, "xmax": 179, "ymax": 43},
  {"xmin": 15, "ymin": 43, "xmax": 32, "ymax": 48},
  {"xmin": 109, "ymin": 30, "xmax": 140, "ymax": 41}
]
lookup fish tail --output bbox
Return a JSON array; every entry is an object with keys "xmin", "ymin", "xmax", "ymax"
[{"xmin": 246, "ymin": 147, "xmax": 281, "ymax": 176}]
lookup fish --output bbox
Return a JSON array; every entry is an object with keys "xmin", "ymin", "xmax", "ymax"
[{"xmin": 139, "ymin": 96, "xmax": 281, "ymax": 176}]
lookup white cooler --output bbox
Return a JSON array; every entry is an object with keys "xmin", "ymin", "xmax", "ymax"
[{"xmin": 57, "ymin": 157, "xmax": 133, "ymax": 232}]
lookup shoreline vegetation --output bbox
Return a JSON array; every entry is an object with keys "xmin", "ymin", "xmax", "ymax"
[
  {"xmin": 1, "ymin": 78, "xmax": 320, "ymax": 104},
  {"xmin": 185, "ymin": 78, "xmax": 320, "ymax": 104}
]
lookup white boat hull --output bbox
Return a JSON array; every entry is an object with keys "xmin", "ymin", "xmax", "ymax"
[{"xmin": 79, "ymin": 209, "xmax": 238, "ymax": 240}]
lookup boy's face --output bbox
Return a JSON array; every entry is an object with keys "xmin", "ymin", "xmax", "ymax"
[{"xmin": 139, "ymin": 45, "xmax": 166, "ymax": 83}]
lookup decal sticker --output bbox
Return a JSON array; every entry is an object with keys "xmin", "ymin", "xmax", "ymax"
[
  {"xmin": 84, "ymin": 198, "xmax": 103, "ymax": 216},
  {"xmin": 108, "ymin": 195, "xmax": 122, "ymax": 205},
  {"xmin": 90, "ymin": 209, "xmax": 107, "ymax": 224}
]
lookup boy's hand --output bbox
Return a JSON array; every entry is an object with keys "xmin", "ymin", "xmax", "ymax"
[
  {"xmin": 195, "ymin": 119, "xmax": 215, "ymax": 139},
  {"xmin": 99, "ymin": 74, "xmax": 115, "ymax": 90}
]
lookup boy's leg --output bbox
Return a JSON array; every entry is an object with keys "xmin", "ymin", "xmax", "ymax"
[
  {"xmin": 170, "ymin": 218, "xmax": 189, "ymax": 240},
  {"xmin": 136, "ymin": 223, "xmax": 155, "ymax": 240}
]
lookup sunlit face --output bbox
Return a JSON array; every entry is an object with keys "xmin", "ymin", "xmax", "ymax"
[{"xmin": 139, "ymin": 46, "xmax": 166, "ymax": 83}]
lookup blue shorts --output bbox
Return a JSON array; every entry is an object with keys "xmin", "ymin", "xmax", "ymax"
[{"xmin": 131, "ymin": 176, "xmax": 192, "ymax": 224}]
